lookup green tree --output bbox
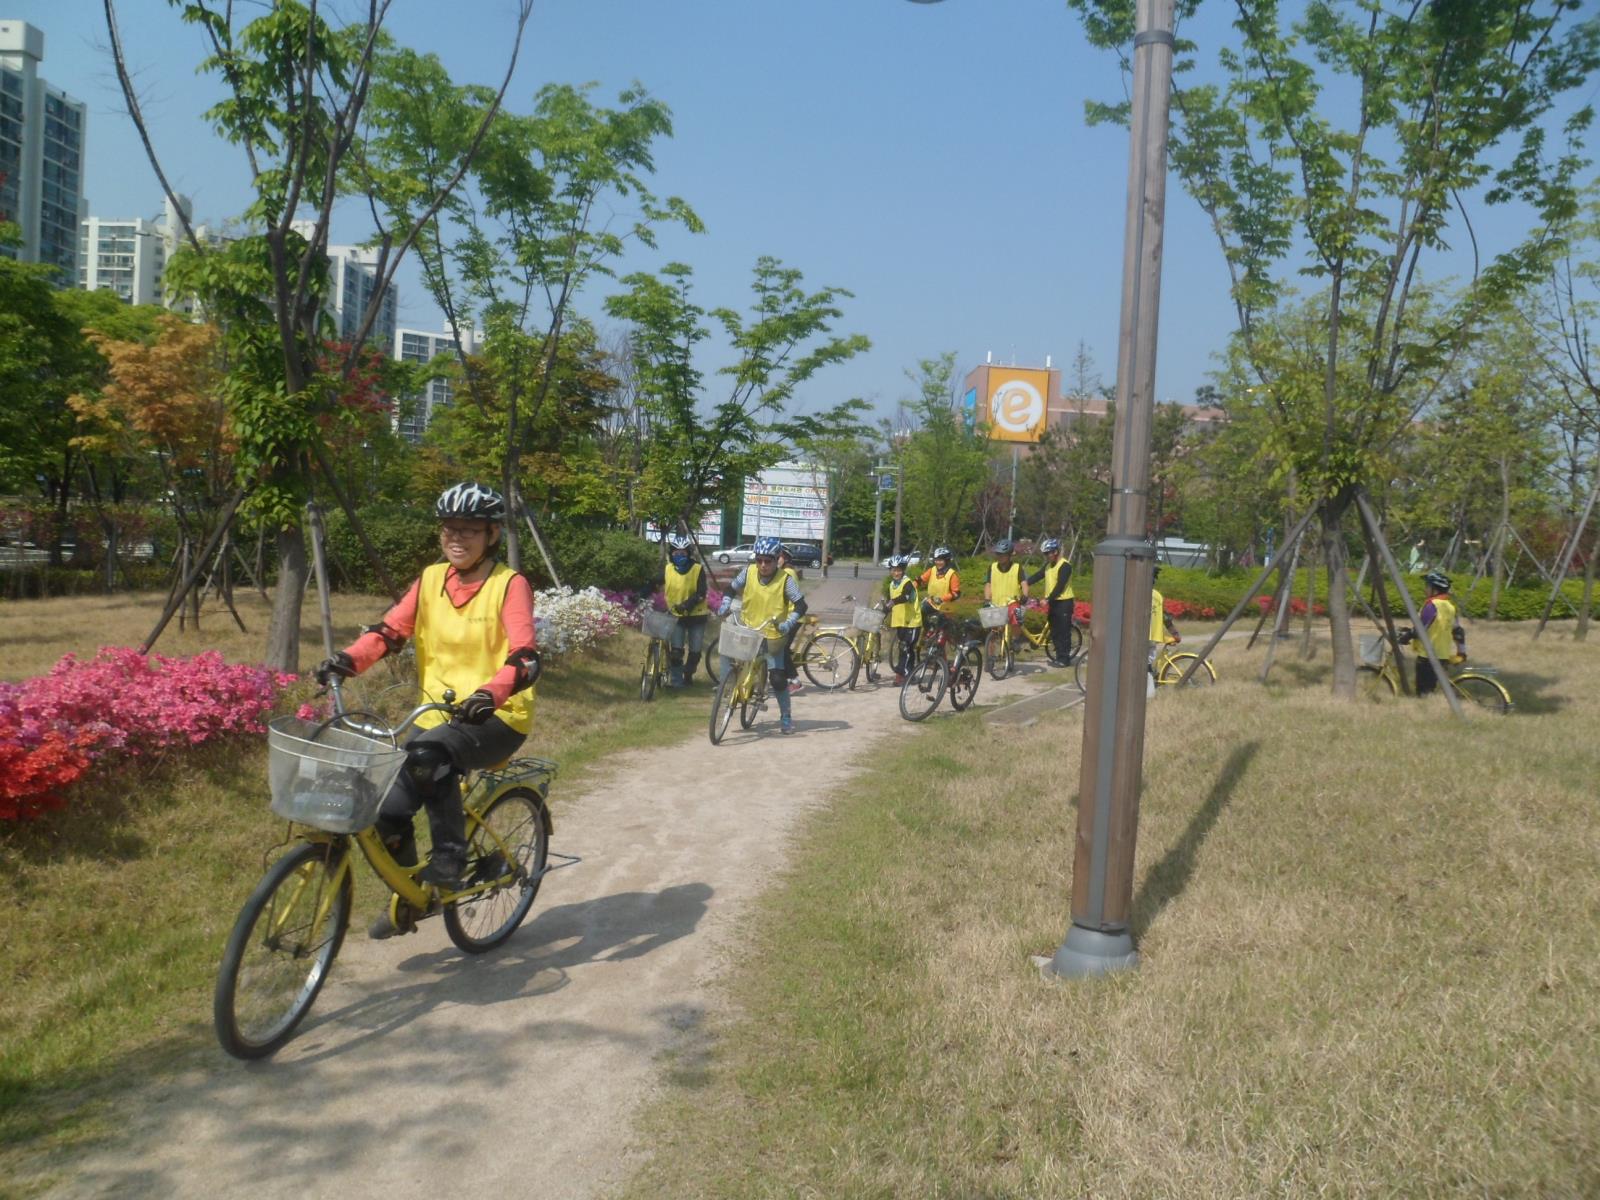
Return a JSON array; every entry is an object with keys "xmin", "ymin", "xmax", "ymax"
[
  {"xmin": 110, "ymin": 0, "xmax": 529, "ymax": 669},
  {"xmin": 899, "ymin": 353, "xmax": 991, "ymax": 554},
  {"xmin": 786, "ymin": 399, "xmax": 875, "ymax": 568},
  {"xmin": 606, "ymin": 258, "xmax": 869, "ymax": 539},
  {"xmin": 1070, "ymin": 0, "xmax": 1600, "ymax": 694}
]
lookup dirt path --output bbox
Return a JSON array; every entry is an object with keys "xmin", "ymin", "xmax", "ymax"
[{"xmin": 52, "ymin": 652, "xmax": 1053, "ymax": 1199}]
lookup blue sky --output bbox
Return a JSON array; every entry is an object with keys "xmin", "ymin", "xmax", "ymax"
[{"xmin": 15, "ymin": 1, "xmax": 1591, "ymax": 425}]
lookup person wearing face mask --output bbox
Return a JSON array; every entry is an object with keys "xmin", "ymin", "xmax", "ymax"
[
  {"xmin": 662, "ymin": 532, "xmax": 710, "ymax": 687},
  {"xmin": 312, "ymin": 482, "xmax": 539, "ymax": 936}
]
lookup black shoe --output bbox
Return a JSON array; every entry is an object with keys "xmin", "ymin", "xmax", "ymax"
[
  {"xmin": 418, "ymin": 852, "xmax": 466, "ymax": 889},
  {"xmin": 368, "ymin": 899, "xmax": 415, "ymax": 940},
  {"xmin": 468, "ymin": 851, "xmax": 508, "ymax": 884}
]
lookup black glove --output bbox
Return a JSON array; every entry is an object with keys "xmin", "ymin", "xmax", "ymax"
[
  {"xmin": 313, "ymin": 651, "xmax": 355, "ymax": 686},
  {"xmin": 457, "ymin": 689, "xmax": 497, "ymax": 725},
  {"xmin": 1396, "ymin": 627, "xmax": 1415, "ymax": 644}
]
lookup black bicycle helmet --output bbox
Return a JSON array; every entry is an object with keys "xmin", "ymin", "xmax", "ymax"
[
  {"xmin": 435, "ymin": 481, "xmax": 506, "ymax": 522},
  {"xmin": 1423, "ymin": 569, "xmax": 1451, "ymax": 593},
  {"xmin": 992, "ymin": 539, "xmax": 1014, "ymax": 555}
]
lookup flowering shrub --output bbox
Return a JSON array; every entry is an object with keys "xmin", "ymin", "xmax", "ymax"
[
  {"xmin": 599, "ymin": 588, "xmax": 645, "ymax": 626},
  {"xmin": 533, "ymin": 586, "xmax": 634, "ymax": 659},
  {"xmin": 1252, "ymin": 595, "xmax": 1327, "ymax": 617},
  {"xmin": 0, "ymin": 648, "xmax": 295, "ymax": 822},
  {"xmin": 646, "ymin": 586, "xmax": 725, "ymax": 616}
]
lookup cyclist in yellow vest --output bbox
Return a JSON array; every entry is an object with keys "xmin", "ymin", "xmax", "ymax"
[
  {"xmin": 662, "ymin": 532, "xmax": 709, "ymax": 687},
  {"xmin": 917, "ymin": 545, "xmax": 961, "ymax": 625},
  {"xmin": 884, "ymin": 554, "xmax": 923, "ymax": 683},
  {"xmin": 983, "ymin": 539, "xmax": 1028, "ymax": 628},
  {"xmin": 1025, "ymin": 536, "xmax": 1076, "ymax": 665},
  {"xmin": 1405, "ymin": 569, "xmax": 1466, "ymax": 697},
  {"xmin": 314, "ymin": 483, "xmax": 540, "ymax": 935},
  {"xmin": 716, "ymin": 536, "xmax": 807, "ymax": 734}
]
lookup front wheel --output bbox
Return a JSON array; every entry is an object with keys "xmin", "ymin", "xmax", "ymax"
[
  {"xmin": 899, "ymin": 653, "xmax": 948, "ymax": 722},
  {"xmin": 801, "ymin": 631, "xmax": 859, "ymax": 691},
  {"xmin": 984, "ymin": 629, "xmax": 1015, "ymax": 681},
  {"xmin": 640, "ymin": 640, "xmax": 662, "ymax": 702},
  {"xmin": 1074, "ymin": 651, "xmax": 1090, "ymax": 693},
  {"xmin": 862, "ymin": 632, "xmax": 882, "ymax": 684},
  {"xmin": 948, "ymin": 644, "xmax": 984, "ymax": 711},
  {"xmin": 444, "ymin": 786, "xmax": 551, "ymax": 953},
  {"xmin": 1158, "ymin": 652, "xmax": 1216, "ymax": 686},
  {"xmin": 1358, "ymin": 664, "xmax": 1398, "ymax": 702},
  {"xmin": 739, "ymin": 665, "xmax": 767, "ymax": 730},
  {"xmin": 710, "ymin": 668, "xmax": 739, "ymax": 744},
  {"xmin": 214, "ymin": 840, "xmax": 352, "ymax": 1060},
  {"xmin": 1452, "ymin": 672, "xmax": 1511, "ymax": 715}
]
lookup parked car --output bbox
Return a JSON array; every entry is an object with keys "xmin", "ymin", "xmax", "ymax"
[
  {"xmin": 880, "ymin": 551, "xmax": 923, "ymax": 569},
  {"xmin": 713, "ymin": 543, "xmax": 757, "ymax": 565},
  {"xmin": 785, "ymin": 543, "xmax": 823, "ymax": 568}
]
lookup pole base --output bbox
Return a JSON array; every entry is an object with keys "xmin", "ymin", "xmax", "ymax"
[{"xmin": 1043, "ymin": 925, "xmax": 1139, "ymax": 980}]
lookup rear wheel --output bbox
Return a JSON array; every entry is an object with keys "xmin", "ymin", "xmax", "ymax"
[
  {"xmin": 984, "ymin": 629, "xmax": 1015, "ymax": 681},
  {"xmin": 899, "ymin": 653, "xmax": 947, "ymax": 722},
  {"xmin": 214, "ymin": 841, "xmax": 351, "ymax": 1060},
  {"xmin": 801, "ymin": 632, "xmax": 858, "ymax": 691},
  {"xmin": 1452, "ymin": 672, "xmax": 1511, "ymax": 715},
  {"xmin": 1358, "ymin": 664, "xmax": 1398, "ymax": 701},
  {"xmin": 1074, "ymin": 651, "xmax": 1090, "ymax": 693},
  {"xmin": 948, "ymin": 645, "xmax": 983, "ymax": 711},
  {"xmin": 640, "ymin": 640, "xmax": 661, "ymax": 701},
  {"xmin": 710, "ymin": 668, "xmax": 740, "ymax": 744},
  {"xmin": 861, "ymin": 632, "xmax": 882, "ymax": 684},
  {"xmin": 444, "ymin": 786, "xmax": 549, "ymax": 953},
  {"xmin": 1158, "ymin": 652, "xmax": 1215, "ymax": 686}
]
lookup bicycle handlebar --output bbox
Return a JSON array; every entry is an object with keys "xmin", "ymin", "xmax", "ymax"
[{"xmin": 326, "ymin": 678, "xmax": 462, "ymax": 740}]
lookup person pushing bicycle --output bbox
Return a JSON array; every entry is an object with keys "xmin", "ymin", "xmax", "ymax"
[
  {"xmin": 1025, "ymin": 537, "xmax": 1075, "ymax": 665},
  {"xmin": 717, "ymin": 535, "xmax": 807, "ymax": 734},
  {"xmin": 983, "ymin": 539, "xmax": 1028, "ymax": 626},
  {"xmin": 662, "ymin": 531, "xmax": 710, "ymax": 687},
  {"xmin": 313, "ymin": 482, "xmax": 541, "ymax": 936},
  {"xmin": 1400, "ymin": 569, "xmax": 1466, "ymax": 698},
  {"xmin": 1149, "ymin": 565, "xmax": 1180, "ymax": 686},
  {"xmin": 884, "ymin": 554, "xmax": 923, "ymax": 684},
  {"xmin": 918, "ymin": 545, "xmax": 961, "ymax": 626}
]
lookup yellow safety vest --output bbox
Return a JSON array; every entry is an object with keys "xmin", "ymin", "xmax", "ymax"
[
  {"xmin": 1414, "ymin": 595, "xmax": 1458, "ymax": 660},
  {"xmin": 886, "ymin": 575, "xmax": 922, "ymax": 629},
  {"xmin": 414, "ymin": 561, "xmax": 534, "ymax": 734},
  {"xmin": 739, "ymin": 567, "xmax": 792, "ymax": 642},
  {"xmin": 1042, "ymin": 557, "xmax": 1074, "ymax": 601},
  {"xmin": 663, "ymin": 561, "xmax": 708, "ymax": 616},
  {"xmin": 924, "ymin": 567, "xmax": 957, "ymax": 608},
  {"xmin": 1150, "ymin": 588, "xmax": 1175, "ymax": 644},
  {"xmin": 989, "ymin": 562, "xmax": 1023, "ymax": 606}
]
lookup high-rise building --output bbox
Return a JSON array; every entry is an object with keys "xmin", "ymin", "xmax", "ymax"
[
  {"xmin": 289, "ymin": 220, "xmax": 398, "ymax": 350},
  {"xmin": 0, "ymin": 20, "xmax": 87, "ymax": 283},
  {"xmin": 393, "ymin": 324, "xmax": 479, "ymax": 443},
  {"xmin": 80, "ymin": 194, "xmax": 201, "ymax": 307}
]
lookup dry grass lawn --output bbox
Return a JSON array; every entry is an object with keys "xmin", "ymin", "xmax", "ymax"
[{"xmin": 623, "ymin": 620, "xmax": 1599, "ymax": 1198}]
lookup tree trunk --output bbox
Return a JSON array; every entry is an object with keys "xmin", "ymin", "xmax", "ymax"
[
  {"xmin": 1323, "ymin": 500, "xmax": 1356, "ymax": 697},
  {"xmin": 266, "ymin": 524, "xmax": 309, "ymax": 673}
]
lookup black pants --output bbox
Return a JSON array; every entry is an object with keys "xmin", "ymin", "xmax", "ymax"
[
  {"xmin": 1414, "ymin": 655, "xmax": 1439, "ymax": 697},
  {"xmin": 1047, "ymin": 598, "xmax": 1077, "ymax": 663},
  {"xmin": 893, "ymin": 625, "xmax": 919, "ymax": 675},
  {"xmin": 376, "ymin": 716, "xmax": 526, "ymax": 860}
]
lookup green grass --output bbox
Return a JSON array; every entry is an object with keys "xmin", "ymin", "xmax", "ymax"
[
  {"xmin": 0, "ymin": 601, "xmax": 706, "ymax": 1190},
  {"xmin": 622, "ymin": 621, "xmax": 1600, "ymax": 1198}
]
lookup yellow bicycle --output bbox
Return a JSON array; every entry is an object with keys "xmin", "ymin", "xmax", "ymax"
[
  {"xmin": 980, "ymin": 602, "xmax": 1089, "ymax": 680},
  {"xmin": 638, "ymin": 609, "xmax": 676, "ymax": 700},
  {"xmin": 1073, "ymin": 640, "xmax": 1216, "ymax": 690},
  {"xmin": 213, "ymin": 687, "xmax": 565, "ymax": 1059},
  {"xmin": 1357, "ymin": 633, "xmax": 1511, "ymax": 713},
  {"xmin": 710, "ymin": 617, "xmax": 781, "ymax": 743}
]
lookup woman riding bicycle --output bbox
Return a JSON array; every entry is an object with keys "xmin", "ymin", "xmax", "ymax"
[
  {"xmin": 314, "ymin": 482, "xmax": 541, "ymax": 935},
  {"xmin": 662, "ymin": 531, "xmax": 710, "ymax": 687},
  {"xmin": 918, "ymin": 546, "xmax": 961, "ymax": 625},
  {"xmin": 983, "ymin": 539, "xmax": 1028, "ymax": 625},
  {"xmin": 717, "ymin": 535, "xmax": 806, "ymax": 734},
  {"xmin": 884, "ymin": 554, "xmax": 922, "ymax": 684}
]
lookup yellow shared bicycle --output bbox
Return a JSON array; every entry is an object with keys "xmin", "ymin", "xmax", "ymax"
[
  {"xmin": 980, "ymin": 601, "xmax": 1090, "ymax": 680},
  {"xmin": 1357, "ymin": 632, "xmax": 1511, "ymax": 713},
  {"xmin": 213, "ymin": 686, "xmax": 570, "ymax": 1059},
  {"xmin": 710, "ymin": 617, "xmax": 781, "ymax": 743},
  {"xmin": 1073, "ymin": 640, "xmax": 1216, "ymax": 690}
]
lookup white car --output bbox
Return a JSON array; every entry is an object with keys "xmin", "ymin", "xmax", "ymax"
[
  {"xmin": 879, "ymin": 551, "xmax": 923, "ymax": 569},
  {"xmin": 714, "ymin": 544, "xmax": 757, "ymax": 565}
]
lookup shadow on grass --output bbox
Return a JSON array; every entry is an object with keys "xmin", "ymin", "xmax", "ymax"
[
  {"xmin": 1131, "ymin": 741, "xmax": 1260, "ymax": 940},
  {"xmin": 1483, "ymin": 668, "xmax": 1563, "ymax": 715}
]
